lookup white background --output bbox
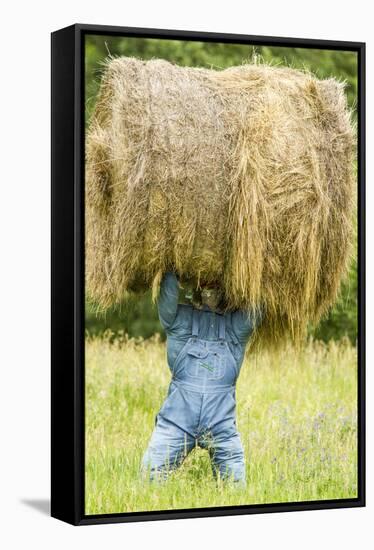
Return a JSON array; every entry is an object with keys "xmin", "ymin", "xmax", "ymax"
[{"xmin": 0, "ymin": 0, "xmax": 370, "ymax": 548}]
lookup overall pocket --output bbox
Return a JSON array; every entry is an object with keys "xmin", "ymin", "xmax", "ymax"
[{"xmin": 185, "ymin": 346, "xmax": 226, "ymax": 380}]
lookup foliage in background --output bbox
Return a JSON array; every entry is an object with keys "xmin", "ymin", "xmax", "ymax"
[
  {"xmin": 85, "ymin": 35, "xmax": 358, "ymax": 343},
  {"xmin": 85, "ymin": 37, "xmax": 358, "ymax": 122}
]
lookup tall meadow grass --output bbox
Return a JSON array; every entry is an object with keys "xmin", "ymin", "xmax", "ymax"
[{"xmin": 85, "ymin": 334, "xmax": 357, "ymax": 514}]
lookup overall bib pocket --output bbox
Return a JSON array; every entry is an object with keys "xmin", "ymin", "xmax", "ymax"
[{"xmin": 185, "ymin": 346, "xmax": 226, "ymax": 380}]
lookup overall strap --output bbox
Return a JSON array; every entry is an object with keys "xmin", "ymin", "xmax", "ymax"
[
  {"xmin": 227, "ymin": 311, "xmax": 240, "ymax": 345},
  {"xmin": 192, "ymin": 308, "xmax": 200, "ymax": 337},
  {"xmin": 218, "ymin": 314, "xmax": 226, "ymax": 340}
]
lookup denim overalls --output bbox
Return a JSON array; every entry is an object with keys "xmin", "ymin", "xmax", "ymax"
[{"xmin": 141, "ymin": 273, "xmax": 262, "ymax": 484}]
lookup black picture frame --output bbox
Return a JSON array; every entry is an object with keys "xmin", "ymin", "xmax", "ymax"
[{"xmin": 51, "ymin": 23, "xmax": 366, "ymax": 526}]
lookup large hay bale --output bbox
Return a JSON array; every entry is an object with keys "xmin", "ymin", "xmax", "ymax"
[{"xmin": 85, "ymin": 56, "xmax": 355, "ymax": 345}]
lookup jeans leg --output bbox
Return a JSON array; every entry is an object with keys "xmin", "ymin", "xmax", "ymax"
[
  {"xmin": 208, "ymin": 427, "xmax": 246, "ymax": 486},
  {"xmin": 141, "ymin": 415, "xmax": 195, "ymax": 482}
]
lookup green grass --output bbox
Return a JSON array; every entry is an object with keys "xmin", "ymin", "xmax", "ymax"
[{"xmin": 85, "ymin": 334, "xmax": 357, "ymax": 514}]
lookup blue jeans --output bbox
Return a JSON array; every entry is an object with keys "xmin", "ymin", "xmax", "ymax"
[
  {"xmin": 141, "ymin": 383, "xmax": 246, "ymax": 484},
  {"xmin": 141, "ymin": 310, "xmax": 246, "ymax": 485}
]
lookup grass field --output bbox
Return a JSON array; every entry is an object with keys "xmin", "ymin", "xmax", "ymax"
[{"xmin": 85, "ymin": 334, "xmax": 357, "ymax": 515}]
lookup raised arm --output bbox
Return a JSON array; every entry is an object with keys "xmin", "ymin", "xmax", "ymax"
[
  {"xmin": 157, "ymin": 272, "xmax": 180, "ymax": 331},
  {"xmin": 231, "ymin": 305, "xmax": 264, "ymax": 345}
]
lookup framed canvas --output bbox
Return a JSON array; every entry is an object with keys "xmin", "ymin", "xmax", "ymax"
[{"xmin": 51, "ymin": 23, "xmax": 365, "ymax": 525}]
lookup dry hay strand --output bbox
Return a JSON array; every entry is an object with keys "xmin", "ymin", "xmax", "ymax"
[{"xmin": 85, "ymin": 56, "xmax": 355, "ymax": 347}]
